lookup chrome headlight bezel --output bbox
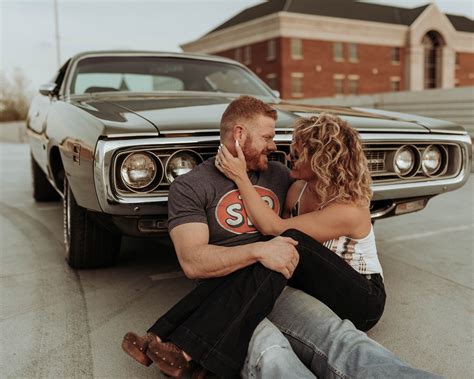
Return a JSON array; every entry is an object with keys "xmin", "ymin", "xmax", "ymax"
[
  {"xmin": 391, "ymin": 145, "xmax": 420, "ymax": 178},
  {"xmin": 421, "ymin": 144, "xmax": 448, "ymax": 177},
  {"xmin": 165, "ymin": 149, "xmax": 204, "ymax": 183},
  {"xmin": 119, "ymin": 152, "xmax": 163, "ymax": 192}
]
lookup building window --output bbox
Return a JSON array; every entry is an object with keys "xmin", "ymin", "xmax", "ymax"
[
  {"xmin": 455, "ymin": 52, "xmax": 460, "ymax": 69},
  {"xmin": 333, "ymin": 42, "xmax": 344, "ymax": 61},
  {"xmin": 267, "ymin": 39, "xmax": 276, "ymax": 61},
  {"xmin": 243, "ymin": 46, "xmax": 251, "ymax": 65},
  {"xmin": 266, "ymin": 73, "xmax": 277, "ymax": 90},
  {"xmin": 348, "ymin": 75, "xmax": 359, "ymax": 95},
  {"xmin": 334, "ymin": 74, "xmax": 345, "ymax": 95},
  {"xmin": 391, "ymin": 47, "xmax": 401, "ymax": 64},
  {"xmin": 234, "ymin": 47, "xmax": 241, "ymax": 62},
  {"xmin": 291, "ymin": 38, "xmax": 303, "ymax": 60},
  {"xmin": 291, "ymin": 73, "xmax": 304, "ymax": 97},
  {"xmin": 390, "ymin": 77, "xmax": 401, "ymax": 92},
  {"xmin": 348, "ymin": 43, "xmax": 358, "ymax": 62}
]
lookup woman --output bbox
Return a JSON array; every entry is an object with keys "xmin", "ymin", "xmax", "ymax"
[{"xmin": 122, "ymin": 113, "xmax": 385, "ymax": 378}]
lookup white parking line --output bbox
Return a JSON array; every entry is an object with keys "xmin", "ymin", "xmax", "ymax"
[
  {"xmin": 380, "ymin": 224, "xmax": 474, "ymax": 243},
  {"xmin": 35, "ymin": 205, "xmax": 62, "ymax": 211},
  {"xmin": 149, "ymin": 271, "xmax": 185, "ymax": 281}
]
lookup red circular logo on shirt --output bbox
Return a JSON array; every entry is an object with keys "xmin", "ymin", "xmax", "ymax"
[{"xmin": 215, "ymin": 186, "xmax": 280, "ymax": 235}]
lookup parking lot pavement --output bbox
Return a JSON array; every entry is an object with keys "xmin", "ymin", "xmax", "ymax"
[{"xmin": 1, "ymin": 143, "xmax": 473, "ymax": 378}]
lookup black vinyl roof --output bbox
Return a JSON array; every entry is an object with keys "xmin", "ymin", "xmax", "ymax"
[{"xmin": 207, "ymin": 0, "xmax": 473, "ymax": 35}]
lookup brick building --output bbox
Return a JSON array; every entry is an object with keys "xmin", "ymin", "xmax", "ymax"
[{"xmin": 181, "ymin": 0, "xmax": 474, "ymax": 100}]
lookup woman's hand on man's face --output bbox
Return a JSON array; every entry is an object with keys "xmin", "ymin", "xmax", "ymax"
[{"xmin": 215, "ymin": 141, "xmax": 247, "ymax": 182}]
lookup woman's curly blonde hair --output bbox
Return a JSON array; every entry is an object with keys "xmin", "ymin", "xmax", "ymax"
[{"xmin": 291, "ymin": 113, "xmax": 372, "ymax": 206}]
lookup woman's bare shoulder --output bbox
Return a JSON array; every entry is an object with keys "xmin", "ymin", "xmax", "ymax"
[{"xmin": 327, "ymin": 202, "xmax": 372, "ymax": 238}]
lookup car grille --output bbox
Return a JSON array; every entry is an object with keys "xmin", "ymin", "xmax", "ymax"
[
  {"xmin": 112, "ymin": 141, "xmax": 463, "ymax": 197},
  {"xmin": 366, "ymin": 150, "xmax": 385, "ymax": 173}
]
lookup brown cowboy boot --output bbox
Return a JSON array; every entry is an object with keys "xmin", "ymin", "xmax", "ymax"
[{"xmin": 121, "ymin": 331, "xmax": 159, "ymax": 366}]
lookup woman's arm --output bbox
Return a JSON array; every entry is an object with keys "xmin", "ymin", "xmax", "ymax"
[{"xmin": 216, "ymin": 144, "xmax": 370, "ymax": 241}]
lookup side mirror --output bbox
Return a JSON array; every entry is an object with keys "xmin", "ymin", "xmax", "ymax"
[
  {"xmin": 272, "ymin": 90, "xmax": 281, "ymax": 99},
  {"xmin": 39, "ymin": 83, "xmax": 57, "ymax": 96}
]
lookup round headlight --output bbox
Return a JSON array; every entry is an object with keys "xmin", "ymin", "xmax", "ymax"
[
  {"xmin": 394, "ymin": 146, "xmax": 416, "ymax": 176},
  {"xmin": 422, "ymin": 145, "xmax": 442, "ymax": 176},
  {"xmin": 120, "ymin": 152, "xmax": 157, "ymax": 189},
  {"xmin": 166, "ymin": 150, "xmax": 203, "ymax": 183}
]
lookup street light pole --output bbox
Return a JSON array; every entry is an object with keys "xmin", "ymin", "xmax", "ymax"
[{"xmin": 54, "ymin": 0, "xmax": 61, "ymax": 67}]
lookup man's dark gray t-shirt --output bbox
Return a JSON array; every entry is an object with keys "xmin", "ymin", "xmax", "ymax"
[{"xmin": 168, "ymin": 157, "xmax": 292, "ymax": 247}]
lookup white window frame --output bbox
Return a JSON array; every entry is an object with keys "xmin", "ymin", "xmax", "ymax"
[
  {"xmin": 243, "ymin": 46, "xmax": 251, "ymax": 65},
  {"xmin": 266, "ymin": 73, "xmax": 277, "ymax": 90},
  {"xmin": 333, "ymin": 42, "xmax": 344, "ymax": 62},
  {"xmin": 348, "ymin": 75, "xmax": 359, "ymax": 95},
  {"xmin": 333, "ymin": 74, "xmax": 345, "ymax": 95},
  {"xmin": 291, "ymin": 72, "xmax": 304, "ymax": 97},
  {"xmin": 391, "ymin": 47, "xmax": 401, "ymax": 65},
  {"xmin": 267, "ymin": 39, "xmax": 276, "ymax": 61},
  {"xmin": 234, "ymin": 47, "xmax": 242, "ymax": 62},
  {"xmin": 348, "ymin": 43, "xmax": 358, "ymax": 63},
  {"xmin": 291, "ymin": 38, "xmax": 303, "ymax": 60},
  {"xmin": 390, "ymin": 76, "xmax": 401, "ymax": 92}
]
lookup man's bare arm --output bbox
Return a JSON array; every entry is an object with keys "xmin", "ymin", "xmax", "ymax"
[{"xmin": 170, "ymin": 223, "xmax": 299, "ymax": 280}]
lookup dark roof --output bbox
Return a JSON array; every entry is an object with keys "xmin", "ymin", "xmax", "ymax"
[
  {"xmin": 446, "ymin": 14, "xmax": 474, "ymax": 33},
  {"xmin": 206, "ymin": 0, "xmax": 472, "ymax": 35}
]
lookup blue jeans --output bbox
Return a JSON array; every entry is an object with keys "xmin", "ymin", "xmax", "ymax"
[{"xmin": 242, "ymin": 287, "xmax": 444, "ymax": 379}]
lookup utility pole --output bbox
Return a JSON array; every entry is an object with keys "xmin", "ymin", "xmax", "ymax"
[{"xmin": 54, "ymin": 0, "xmax": 61, "ymax": 67}]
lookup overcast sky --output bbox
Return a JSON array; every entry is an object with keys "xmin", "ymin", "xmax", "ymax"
[{"xmin": 1, "ymin": 0, "xmax": 473, "ymax": 90}]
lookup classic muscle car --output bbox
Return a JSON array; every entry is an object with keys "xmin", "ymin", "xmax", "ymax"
[{"xmin": 27, "ymin": 51, "xmax": 472, "ymax": 269}]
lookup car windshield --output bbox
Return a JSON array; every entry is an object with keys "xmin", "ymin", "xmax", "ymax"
[{"xmin": 70, "ymin": 56, "xmax": 274, "ymax": 98}]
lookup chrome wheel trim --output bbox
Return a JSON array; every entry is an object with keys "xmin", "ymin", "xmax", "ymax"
[{"xmin": 63, "ymin": 179, "xmax": 71, "ymax": 252}]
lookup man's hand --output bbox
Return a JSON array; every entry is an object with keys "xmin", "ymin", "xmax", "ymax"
[{"xmin": 257, "ymin": 237, "xmax": 299, "ymax": 279}]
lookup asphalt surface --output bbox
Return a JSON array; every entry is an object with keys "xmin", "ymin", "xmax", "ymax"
[{"xmin": 0, "ymin": 142, "xmax": 472, "ymax": 379}]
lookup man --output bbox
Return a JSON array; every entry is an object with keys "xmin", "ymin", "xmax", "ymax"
[{"xmin": 165, "ymin": 96, "xmax": 442, "ymax": 378}]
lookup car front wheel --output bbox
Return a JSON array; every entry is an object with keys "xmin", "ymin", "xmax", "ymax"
[{"xmin": 63, "ymin": 177, "xmax": 121, "ymax": 269}]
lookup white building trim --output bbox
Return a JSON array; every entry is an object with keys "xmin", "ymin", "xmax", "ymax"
[{"xmin": 181, "ymin": 9, "xmax": 472, "ymax": 55}]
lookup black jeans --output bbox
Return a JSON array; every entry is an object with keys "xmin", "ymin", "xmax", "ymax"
[{"xmin": 148, "ymin": 229, "xmax": 386, "ymax": 378}]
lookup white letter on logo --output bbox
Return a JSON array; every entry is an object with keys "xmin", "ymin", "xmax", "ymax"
[
  {"xmin": 262, "ymin": 195, "xmax": 274, "ymax": 209},
  {"xmin": 226, "ymin": 204, "xmax": 244, "ymax": 227}
]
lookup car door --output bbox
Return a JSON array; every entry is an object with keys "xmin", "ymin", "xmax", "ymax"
[{"xmin": 28, "ymin": 60, "xmax": 70, "ymax": 171}]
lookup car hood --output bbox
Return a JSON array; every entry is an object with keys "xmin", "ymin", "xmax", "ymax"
[{"xmin": 71, "ymin": 95, "xmax": 465, "ymax": 136}]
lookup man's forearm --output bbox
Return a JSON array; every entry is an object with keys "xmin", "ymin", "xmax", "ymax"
[{"xmin": 180, "ymin": 242, "xmax": 263, "ymax": 279}]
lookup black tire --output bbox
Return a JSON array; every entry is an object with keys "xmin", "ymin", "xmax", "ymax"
[
  {"xmin": 31, "ymin": 154, "xmax": 60, "ymax": 202},
  {"xmin": 63, "ymin": 177, "xmax": 121, "ymax": 269}
]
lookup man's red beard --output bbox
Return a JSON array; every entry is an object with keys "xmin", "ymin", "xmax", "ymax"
[{"xmin": 242, "ymin": 137, "xmax": 268, "ymax": 172}]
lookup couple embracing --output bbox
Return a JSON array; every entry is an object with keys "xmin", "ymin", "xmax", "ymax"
[{"xmin": 122, "ymin": 96, "xmax": 441, "ymax": 379}]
